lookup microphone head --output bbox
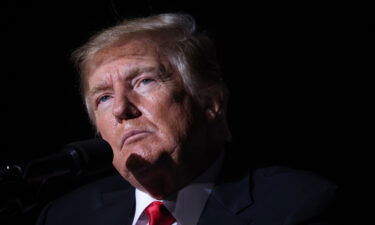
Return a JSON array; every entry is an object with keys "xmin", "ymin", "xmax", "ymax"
[
  {"xmin": 64, "ymin": 138, "xmax": 113, "ymax": 172},
  {"xmin": 21, "ymin": 138, "xmax": 113, "ymax": 181}
]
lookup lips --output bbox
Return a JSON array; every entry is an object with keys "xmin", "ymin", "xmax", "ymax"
[{"xmin": 121, "ymin": 129, "xmax": 151, "ymax": 147}]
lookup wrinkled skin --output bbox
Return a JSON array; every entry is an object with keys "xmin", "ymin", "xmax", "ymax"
[{"xmin": 85, "ymin": 39, "xmax": 223, "ymax": 198}]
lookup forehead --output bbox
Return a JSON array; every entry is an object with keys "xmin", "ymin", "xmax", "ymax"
[{"xmin": 87, "ymin": 38, "xmax": 162, "ymax": 74}]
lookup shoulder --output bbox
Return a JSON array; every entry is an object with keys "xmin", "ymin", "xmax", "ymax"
[
  {"xmin": 252, "ymin": 165, "xmax": 338, "ymax": 189},
  {"xmin": 249, "ymin": 166, "xmax": 342, "ymax": 224},
  {"xmin": 251, "ymin": 165, "xmax": 338, "ymax": 201},
  {"xmin": 36, "ymin": 175, "xmax": 134, "ymax": 225}
]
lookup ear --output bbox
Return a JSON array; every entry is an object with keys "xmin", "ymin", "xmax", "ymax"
[{"xmin": 205, "ymin": 93, "xmax": 224, "ymax": 121}]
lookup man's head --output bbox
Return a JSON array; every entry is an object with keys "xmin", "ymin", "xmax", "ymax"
[{"xmin": 72, "ymin": 13, "xmax": 230, "ymax": 198}]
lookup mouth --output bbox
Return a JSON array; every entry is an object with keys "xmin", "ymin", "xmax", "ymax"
[{"xmin": 121, "ymin": 130, "xmax": 151, "ymax": 147}]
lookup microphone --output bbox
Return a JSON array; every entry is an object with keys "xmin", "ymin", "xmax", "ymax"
[
  {"xmin": 21, "ymin": 138, "xmax": 113, "ymax": 182},
  {"xmin": 0, "ymin": 139, "xmax": 114, "ymax": 221}
]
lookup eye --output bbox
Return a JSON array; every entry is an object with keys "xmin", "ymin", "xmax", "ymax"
[
  {"xmin": 98, "ymin": 95, "xmax": 112, "ymax": 104},
  {"xmin": 140, "ymin": 78, "xmax": 155, "ymax": 86},
  {"xmin": 132, "ymin": 76, "xmax": 157, "ymax": 92}
]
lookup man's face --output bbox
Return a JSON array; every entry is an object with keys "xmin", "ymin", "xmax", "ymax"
[{"xmin": 85, "ymin": 39, "xmax": 213, "ymax": 197}]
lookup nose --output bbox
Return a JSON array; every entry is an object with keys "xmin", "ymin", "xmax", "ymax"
[{"xmin": 112, "ymin": 94, "xmax": 142, "ymax": 122}]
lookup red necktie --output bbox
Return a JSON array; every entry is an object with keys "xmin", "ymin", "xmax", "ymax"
[{"xmin": 145, "ymin": 201, "xmax": 176, "ymax": 225}]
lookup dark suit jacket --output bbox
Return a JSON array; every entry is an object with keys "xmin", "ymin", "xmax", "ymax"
[{"xmin": 36, "ymin": 164, "xmax": 346, "ymax": 225}]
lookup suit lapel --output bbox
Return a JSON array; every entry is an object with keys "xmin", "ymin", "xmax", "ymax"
[
  {"xmin": 197, "ymin": 147, "xmax": 256, "ymax": 225},
  {"xmin": 198, "ymin": 169, "xmax": 254, "ymax": 225}
]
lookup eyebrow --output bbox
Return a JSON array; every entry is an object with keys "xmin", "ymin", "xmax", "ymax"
[{"xmin": 88, "ymin": 81, "xmax": 112, "ymax": 97}]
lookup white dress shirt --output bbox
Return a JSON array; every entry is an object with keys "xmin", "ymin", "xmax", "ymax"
[{"xmin": 132, "ymin": 152, "xmax": 224, "ymax": 225}]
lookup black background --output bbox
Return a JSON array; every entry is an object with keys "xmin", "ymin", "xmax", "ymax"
[{"xmin": 1, "ymin": 1, "xmax": 372, "ymax": 224}]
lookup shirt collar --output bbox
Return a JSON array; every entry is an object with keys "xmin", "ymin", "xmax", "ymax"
[{"xmin": 132, "ymin": 151, "xmax": 224, "ymax": 225}]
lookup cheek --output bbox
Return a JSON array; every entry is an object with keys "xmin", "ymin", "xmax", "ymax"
[
  {"xmin": 95, "ymin": 112, "xmax": 119, "ymax": 146},
  {"xmin": 96, "ymin": 119, "xmax": 110, "ymax": 139},
  {"xmin": 153, "ymin": 97, "xmax": 195, "ymax": 144},
  {"xmin": 112, "ymin": 149, "xmax": 126, "ymax": 172}
]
